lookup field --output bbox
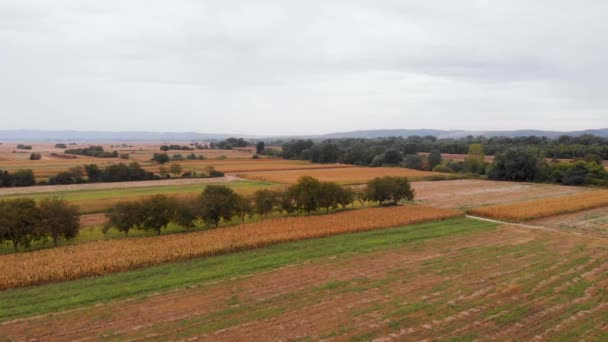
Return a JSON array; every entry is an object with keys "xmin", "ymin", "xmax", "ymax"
[
  {"xmin": 3, "ymin": 142, "xmax": 608, "ymax": 340},
  {"xmin": 530, "ymin": 207, "xmax": 608, "ymax": 237},
  {"xmin": 0, "ymin": 205, "xmax": 460, "ymax": 290},
  {"xmin": 412, "ymin": 179, "xmax": 593, "ymax": 210},
  {"xmin": 3, "ymin": 218, "xmax": 608, "ymax": 340},
  {"xmin": 0, "ymin": 142, "xmax": 344, "ymax": 180},
  {"xmin": 0, "ymin": 179, "xmax": 272, "ymax": 214},
  {"xmin": 238, "ymin": 167, "xmax": 459, "ymax": 184},
  {"xmin": 467, "ymin": 190, "xmax": 608, "ymax": 221}
]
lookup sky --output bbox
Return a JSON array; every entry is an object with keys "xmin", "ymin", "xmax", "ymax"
[{"xmin": 1, "ymin": 0, "xmax": 607, "ymax": 135}]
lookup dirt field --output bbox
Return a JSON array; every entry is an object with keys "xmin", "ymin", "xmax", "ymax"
[
  {"xmin": 3, "ymin": 223, "xmax": 608, "ymax": 341},
  {"xmin": 412, "ymin": 179, "xmax": 592, "ymax": 210},
  {"xmin": 531, "ymin": 206, "xmax": 608, "ymax": 237}
]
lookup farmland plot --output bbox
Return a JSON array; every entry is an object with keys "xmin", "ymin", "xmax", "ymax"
[
  {"xmin": 412, "ymin": 179, "xmax": 592, "ymax": 210},
  {"xmin": 3, "ymin": 219, "xmax": 608, "ymax": 341},
  {"xmin": 238, "ymin": 167, "xmax": 457, "ymax": 184},
  {"xmin": 530, "ymin": 206, "xmax": 608, "ymax": 237},
  {"xmin": 467, "ymin": 190, "xmax": 608, "ymax": 221}
]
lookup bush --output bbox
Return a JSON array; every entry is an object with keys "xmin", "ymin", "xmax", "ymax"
[
  {"xmin": 29, "ymin": 153, "xmax": 42, "ymax": 160},
  {"xmin": 54, "ymin": 143, "xmax": 67, "ymax": 149}
]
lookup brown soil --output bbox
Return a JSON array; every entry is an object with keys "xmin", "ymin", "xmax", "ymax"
[
  {"xmin": 2, "ymin": 225, "xmax": 607, "ymax": 341},
  {"xmin": 412, "ymin": 179, "xmax": 591, "ymax": 210}
]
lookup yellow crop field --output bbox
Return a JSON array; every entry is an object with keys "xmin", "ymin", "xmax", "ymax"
[
  {"xmin": 467, "ymin": 190, "xmax": 608, "ymax": 221},
  {"xmin": 238, "ymin": 167, "xmax": 458, "ymax": 184},
  {"xmin": 0, "ymin": 205, "xmax": 461, "ymax": 290}
]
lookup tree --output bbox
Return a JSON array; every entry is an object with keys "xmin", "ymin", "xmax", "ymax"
[
  {"xmin": 29, "ymin": 153, "xmax": 42, "ymax": 160},
  {"xmin": 365, "ymin": 176, "xmax": 415, "ymax": 205},
  {"xmin": 169, "ymin": 163, "xmax": 183, "ymax": 176},
  {"xmin": 383, "ymin": 148, "xmax": 403, "ymax": 165},
  {"xmin": 38, "ymin": 198, "xmax": 80, "ymax": 247},
  {"xmin": 403, "ymin": 154, "xmax": 423, "ymax": 170},
  {"xmin": 234, "ymin": 194, "xmax": 254, "ymax": 223},
  {"xmin": 0, "ymin": 199, "xmax": 41, "ymax": 252},
  {"xmin": 318, "ymin": 182, "xmax": 342, "ymax": 212},
  {"xmin": 252, "ymin": 189, "xmax": 279, "ymax": 216},
  {"xmin": 137, "ymin": 195, "xmax": 176, "ymax": 235},
  {"xmin": 335, "ymin": 186, "xmax": 356, "ymax": 208},
  {"xmin": 488, "ymin": 147, "xmax": 539, "ymax": 182},
  {"xmin": 199, "ymin": 185, "xmax": 239, "ymax": 227},
  {"xmin": 12, "ymin": 169, "xmax": 35, "ymax": 187},
  {"xmin": 290, "ymin": 176, "xmax": 322, "ymax": 214},
  {"xmin": 427, "ymin": 150, "xmax": 442, "ymax": 168},
  {"xmin": 104, "ymin": 201, "xmax": 141, "ymax": 236},
  {"xmin": 151, "ymin": 153, "xmax": 170, "ymax": 164},
  {"xmin": 85, "ymin": 164, "xmax": 103, "ymax": 183},
  {"xmin": 256, "ymin": 141, "xmax": 266, "ymax": 154},
  {"xmin": 173, "ymin": 197, "xmax": 201, "ymax": 229},
  {"xmin": 464, "ymin": 144, "xmax": 486, "ymax": 174}
]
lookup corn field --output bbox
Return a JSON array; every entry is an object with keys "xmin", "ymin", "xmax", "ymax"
[
  {"xmin": 0, "ymin": 205, "xmax": 461, "ymax": 290},
  {"xmin": 467, "ymin": 190, "xmax": 608, "ymax": 221}
]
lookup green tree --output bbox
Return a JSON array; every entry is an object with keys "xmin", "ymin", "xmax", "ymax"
[
  {"xmin": 366, "ymin": 176, "xmax": 415, "ymax": 205},
  {"xmin": 151, "ymin": 153, "xmax": 170, "ymax": 164},
  {"xmin": 0, "ymin": 199, "xmax": 41, "ymax": 252},
  {"xmin": 464, "ymin": 144, "xmax": 486, "ymax": 174},
  {"xmin": 402, "ymin": 154, "xmax": 423, "ymax": 170},
  {"xmin": 234, "ymin": 194, "xmax": 254, "ymax": 223},
  {"xmin": 256, "ymin": 141, "xmax": 265, "ymax": 154},
  {"xmin": 173, "ymin": 197, "xmax": 201, "ymax": 229},
  {"xmin": 169, "ymin": 163, "xmax": 183, "ymax": 176},
  {"xmin": 252, "ymin": 189, "xmax": 279, "ymax": 216},
  {"xmin": 38, "ymin": 198, "xmax": 80, "ymax": 246},
  {"xmin": 290, "ymin": 176, "xmax": 322, "ymax": 214},
  {"xmin": 199, "ymin": 185, "xmax": 239, "ymax": 227},
  {"xmin": 12, "ymin": 169, "xmax": 36, "ymax": 187},
  {"xmin": 488, "ymin": 147, "xmax": 539, "ymax": 181},
  {"xmin": 137, "ymin": 195, "xmax": 176, "ymax": 235},
  {"xmin": 427, "ymin": 150, "xmax": 442, "ymax": 168},
  {"xmin": 104, "ymin": 201, "xmax": 142, "ymax": 236}
]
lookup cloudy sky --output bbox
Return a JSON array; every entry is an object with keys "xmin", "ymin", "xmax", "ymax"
[{"xmin": 1, "ymin": 1, "xmax": 607, "ymax": 135}]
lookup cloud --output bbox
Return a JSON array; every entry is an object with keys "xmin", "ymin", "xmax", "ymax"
[{"xmin": 0, "ymin": 0, "xmax": 607, "ymax": 134}]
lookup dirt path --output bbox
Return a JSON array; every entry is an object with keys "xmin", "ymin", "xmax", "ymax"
[
  {"xmin": 2, "ymin": 225, "xmax": 607, "ymax": 341},
  {"xmin": 0, "ymin": 175, "xmax": 241, "ymax": 196}
]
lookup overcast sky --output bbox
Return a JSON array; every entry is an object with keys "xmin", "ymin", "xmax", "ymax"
[{"xmin": 1, "ymin": 1, "xmax": 607, "ymax": 135}]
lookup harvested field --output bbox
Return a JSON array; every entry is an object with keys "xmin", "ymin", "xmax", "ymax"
[
  {"xmin": 0, "ymin": 205, "xmax": 461, "ymax": 290},
  {"xmin": 238, "ymin": 167, "xmax": 457, "ymax": 184},
  {"xmin": 3, "ymin": 219, "xmax": 608, "ymax": 341},
  {"xmin": 412, "ymin": 179, "xmax": 592, "ymax": 210},
  {"xmin": 530, "ymin": 206, "xmax": 608, "ymax": 238},
  {"xmin": 467, "ymin": 190, "xmax": 608, "ymax": 221}
]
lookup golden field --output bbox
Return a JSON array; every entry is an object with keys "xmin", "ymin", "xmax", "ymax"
[
  {"xmin": 467, "ymin": 190, "xmax": 608, "ymax": 221},
  {"xmin": 238, "ymin": 167, "xmax": 458, "ymax": 184},
  {"xmin": 0, "ymin": 205, "xmax": 461, "ymax": 290}
]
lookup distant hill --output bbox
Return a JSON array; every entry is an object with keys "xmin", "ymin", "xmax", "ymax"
[
  {"xmin": 0, "ymin": 128, "xmax": 607, "ymax": 142},
  {"xmin": 0, "ymin": 130, "xmax": 248, "ymax": 142},
  {"xmin": 316, "ymin": 129, "xmax": 608, "ymax": 139}
]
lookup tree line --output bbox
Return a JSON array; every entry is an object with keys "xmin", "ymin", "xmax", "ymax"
[
  {"xmin": 0, "ymin": 198, "xmax": 80, "ymax": 251},
  {"xmin": 1, "ymin": 176, "xmax": 413, "ymax": 253},
  {"xmin": 280, "ymin": 134, "xmax": 608, "ymax": 166},
  {"xmin": 1, "ymin": 162, "xmax": 224, "ymax": 188},
  {"xmin": 65, "ymin": 146, "xmax": 118, "ymax": 158},
  {"xmin": 104, "ymin": 176, "xmax": 415, "ymax": 236}
]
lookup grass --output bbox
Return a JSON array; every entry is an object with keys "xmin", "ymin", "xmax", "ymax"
[
  {"xmin": 0, "ymin": 180, "xmax": 277, "ymax": 214},
  {"xmin": 0, "ymin": 217, "xmax": 496, "ymax": 322}
]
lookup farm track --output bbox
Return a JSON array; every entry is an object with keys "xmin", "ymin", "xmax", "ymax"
[{"xmin": 3, "ymin": 224, "xmax": 608, "ymax": 341}]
